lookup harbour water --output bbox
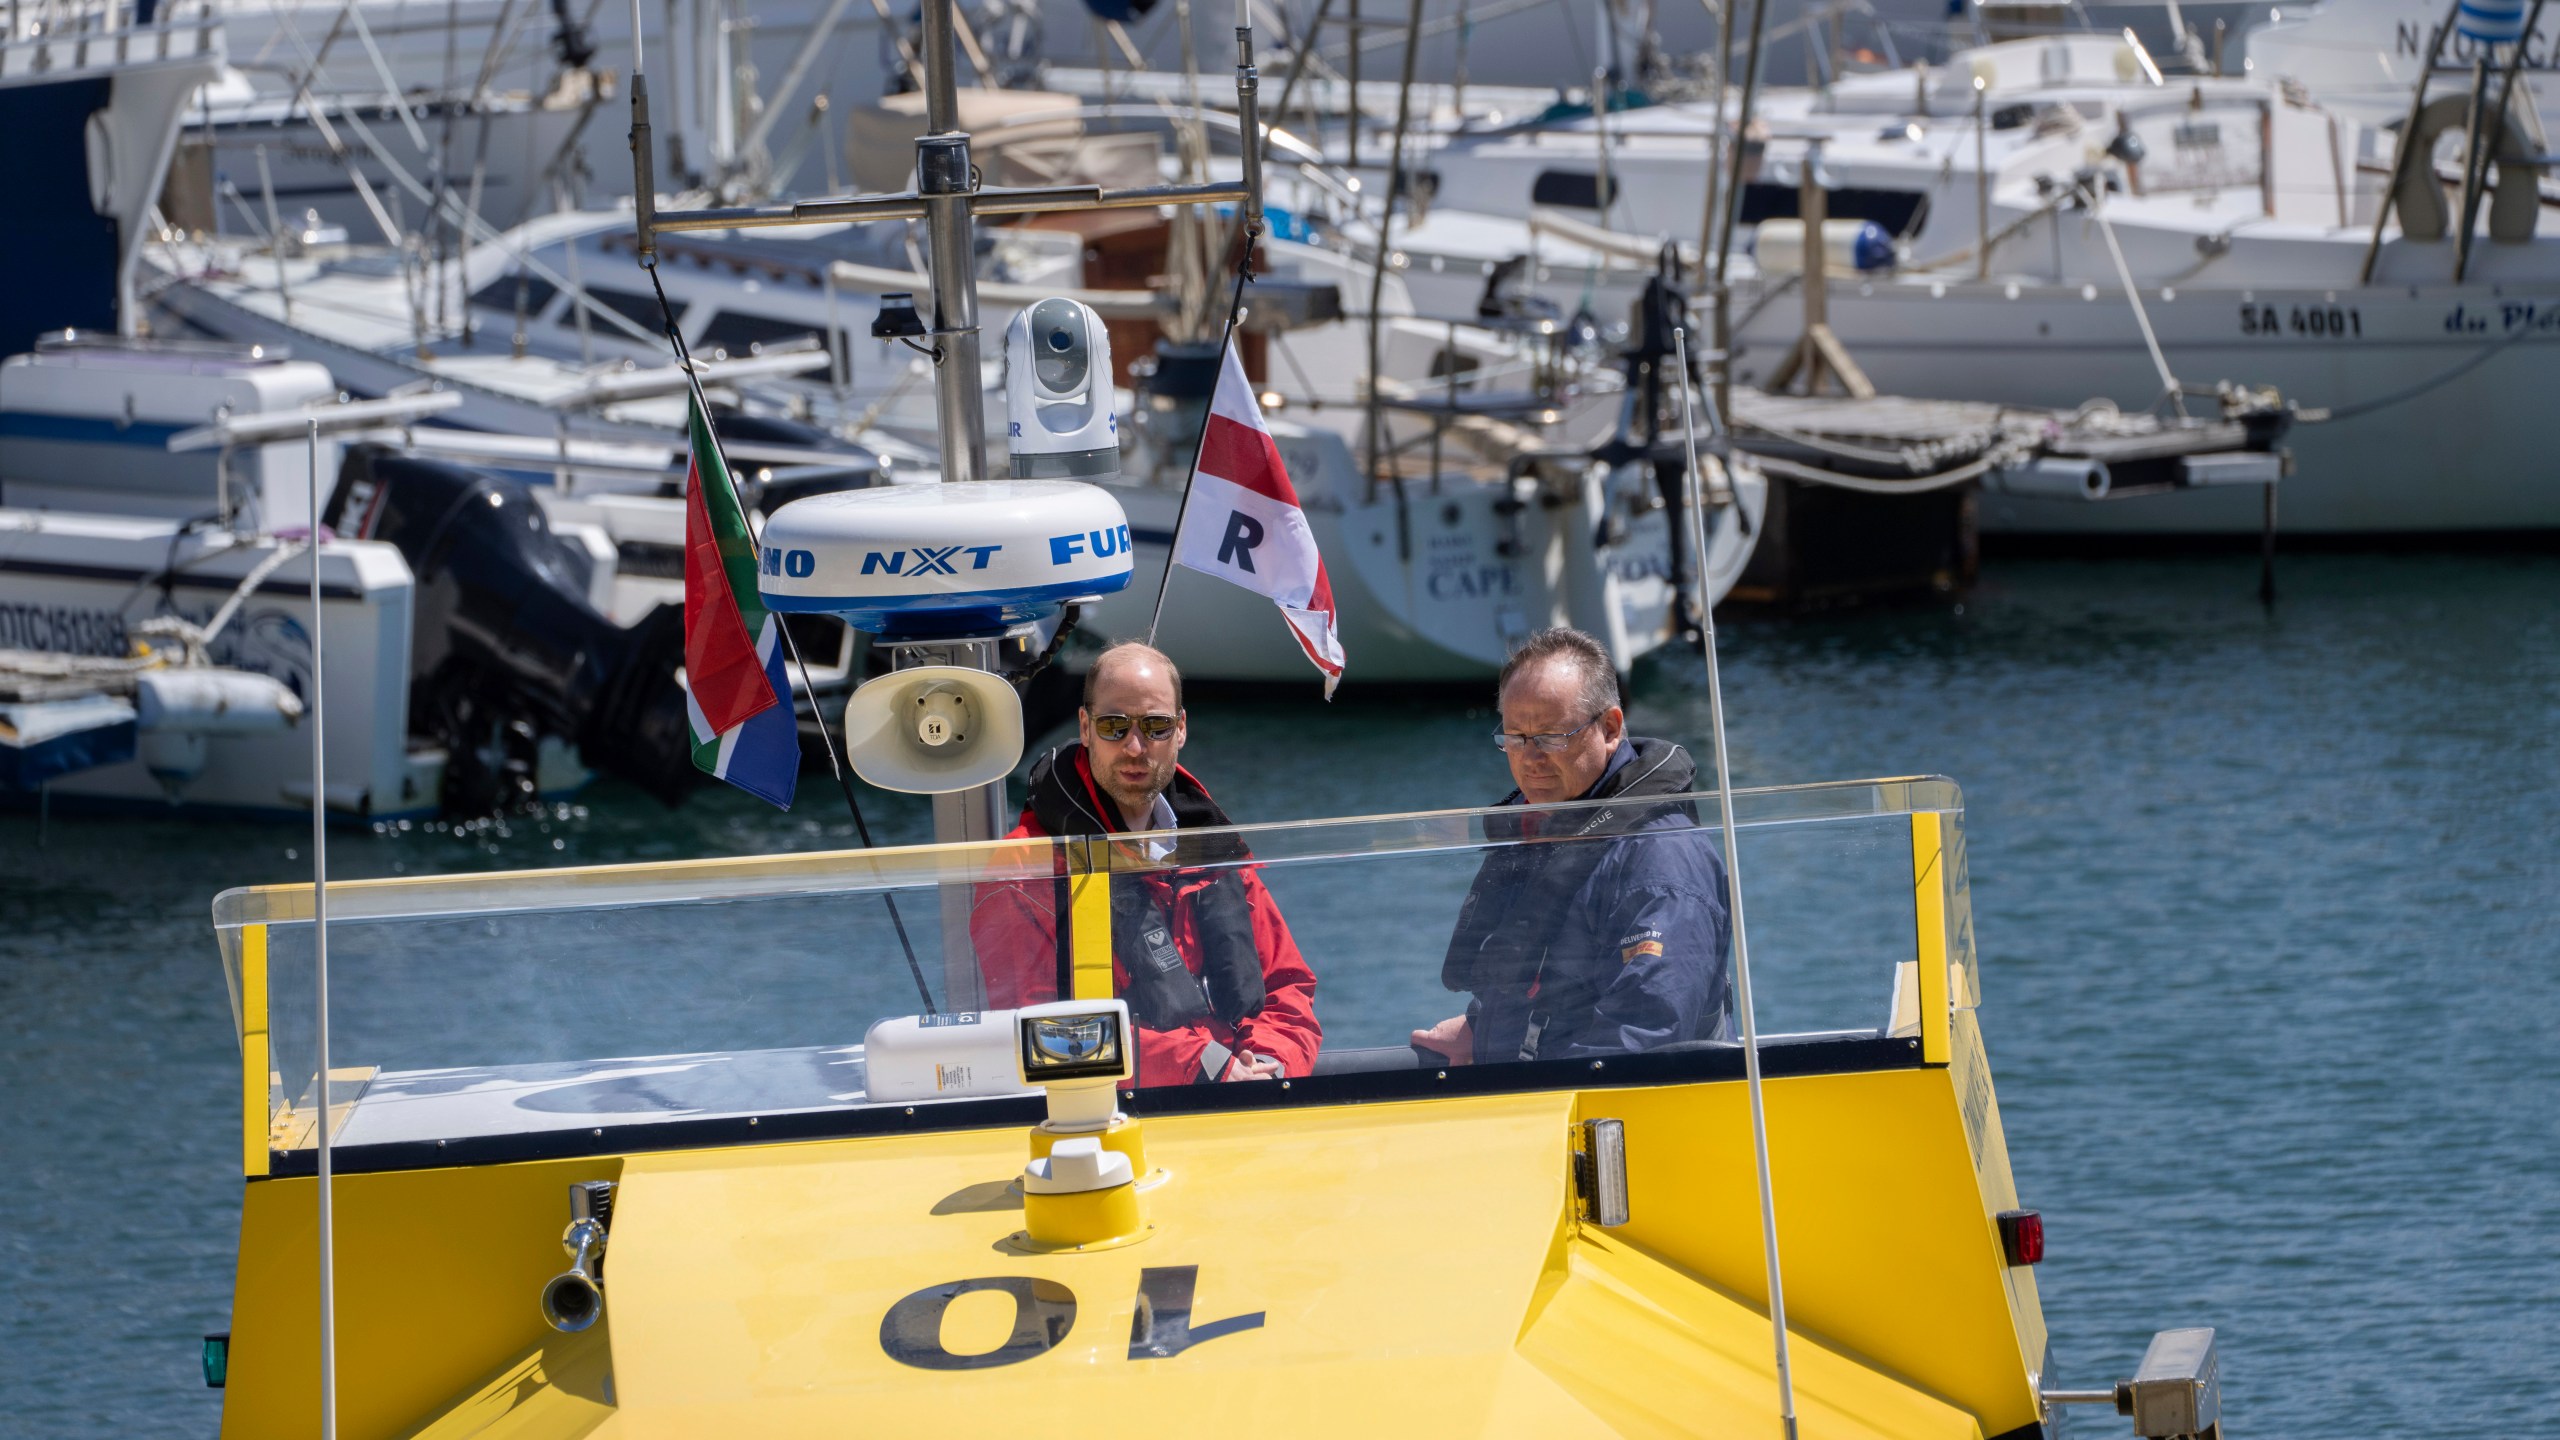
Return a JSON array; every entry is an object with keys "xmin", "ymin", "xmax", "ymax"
[{"xmin": 4, "ymin": 552, "xmax": 2555, "ymax": 1435}]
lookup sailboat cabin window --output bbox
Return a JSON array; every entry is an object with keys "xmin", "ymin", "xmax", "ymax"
[
  {"xmin": 582, "ymin": 287, "xmax": 678, "ymax": 329},
  {"xmin": 467, "ymin": 274, "xmax": 559, "ymax": 317},
  {"xmin": 1531, "ymin": 170, "xmax": 1617, "ymax": 210},
  {"xmin": 698, "ymin": 310, "xmax": 826, "ymax": 358}
]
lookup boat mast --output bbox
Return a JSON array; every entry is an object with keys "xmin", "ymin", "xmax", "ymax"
[
  {"xmin": 917, "ymin": 0, "xmax": 992, "ymax": 486},
  {"xmin": 1360, "ymin": 0, "xmax": 1424, "ymax": 499},
  {"xmin": 626, "ymin": 0, "xmax": 1260, "ymax": 875},
  {"xmin": 1709, "ymin": 0, "xmax": 1772, "ymax": 419}
]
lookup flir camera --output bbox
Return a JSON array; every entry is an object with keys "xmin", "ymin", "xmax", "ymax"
[{"xmin": 1003, "ymin": 298, "xmax": 1118, "ymax": 482}]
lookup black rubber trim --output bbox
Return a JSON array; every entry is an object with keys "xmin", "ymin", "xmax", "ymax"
[
  {"xmin": 1985, "ymin": 1421, "xmax": 2049, "ymax": 1440},
  {"xmin": 256, "ymin": 1033, "xmax": 1927, "ymax": 1180}
]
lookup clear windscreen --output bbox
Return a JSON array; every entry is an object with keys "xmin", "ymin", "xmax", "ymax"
[{"xmin": 215, "ymin": 778, "xmax": 1963, "ymax": 1161}]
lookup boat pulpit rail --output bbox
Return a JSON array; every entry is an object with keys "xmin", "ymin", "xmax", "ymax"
[{"xmin": 213, "ymin": 775, "xmax": 1979, "ymax": 1178}]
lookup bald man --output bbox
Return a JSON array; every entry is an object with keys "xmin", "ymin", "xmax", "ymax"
[{"xmin": 969, "ymin": 640, "xmax": 1322, "ymax": 1086}]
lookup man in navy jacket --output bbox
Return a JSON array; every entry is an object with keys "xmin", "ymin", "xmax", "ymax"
[{"xmin": 1413, "ymin": 628, "xmax": 1732, "ymax": 1065}]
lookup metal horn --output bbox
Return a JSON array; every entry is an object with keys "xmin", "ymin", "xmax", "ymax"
[{"xmin": 540, "ymin": 1181, "xmax": 615, "ymax": 1333}]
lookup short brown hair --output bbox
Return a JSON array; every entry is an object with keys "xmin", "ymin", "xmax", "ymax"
[
  {"xmin": 1084, "ymin": 639, "xmax": 1185, "ymax": 711},
  {"xmin": 1496, "ymin": 627, "xmax": 1619, "ymax": 716}
]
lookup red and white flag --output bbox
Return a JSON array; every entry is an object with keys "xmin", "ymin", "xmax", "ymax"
[{"xmin": 1171, "ymin": 342, "xmax": 1346, "ymax": 696}]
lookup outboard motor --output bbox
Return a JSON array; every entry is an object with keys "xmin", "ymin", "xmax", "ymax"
[{"xmin": 328, "ymin": 443, "xmax": 698, "ymax": 814}]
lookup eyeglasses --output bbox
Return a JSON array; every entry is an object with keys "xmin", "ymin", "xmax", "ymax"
[
  {"xmin": 1492, "ymin": 711, "xmax": 1606, "ymax": 754},
  {"xmin": 1091, "ymin": 712, "xmax": 1180, "ymax": 744}
]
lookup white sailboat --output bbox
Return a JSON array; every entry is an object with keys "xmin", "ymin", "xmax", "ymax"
[{"xmin": 1384, "ymin": 18, "xmax": 2560, "ymax": 537}]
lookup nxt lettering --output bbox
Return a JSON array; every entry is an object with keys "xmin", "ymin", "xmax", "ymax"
[{"xmin": 2398, "ymin": 18, "xmax": 2556, "ymax": 70}]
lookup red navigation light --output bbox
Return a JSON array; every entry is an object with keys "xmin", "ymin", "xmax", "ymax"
[{"xmin": 1997, "ymin": 1209, "xmax": 2044, "ymax": 1266}]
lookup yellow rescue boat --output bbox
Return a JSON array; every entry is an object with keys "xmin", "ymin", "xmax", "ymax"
[
  {"xmin": 199, "ymin": 5, "xmax": 2224, "ymax": 1429},
  {"xmin": 205, "ymin": 776, "xmax": 2219, "ymax": 1438}
]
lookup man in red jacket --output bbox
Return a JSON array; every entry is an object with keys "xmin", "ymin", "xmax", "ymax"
[{"xmin": 969, "ymin": 640, "xmax": 1321, "ymax": 1086}]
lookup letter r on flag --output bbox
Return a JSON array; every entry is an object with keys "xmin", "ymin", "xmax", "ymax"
[{"xmin": 1168, "ymin": 342, "xmax": 1345, "ymax": 696}]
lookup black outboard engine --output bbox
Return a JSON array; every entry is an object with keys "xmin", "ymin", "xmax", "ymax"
[{"xmin": 329, "ymin": 444, "xmax": 699, "ymax": 815}]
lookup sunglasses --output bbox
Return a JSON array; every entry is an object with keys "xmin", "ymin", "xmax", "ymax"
[
  {"xmin": 1091, "ymin": 712, "xmax": 1180, "ymax": 744},
  {"xmin": 1492, "ymin": 711, "xmax": 1605, "ymax": 755}
]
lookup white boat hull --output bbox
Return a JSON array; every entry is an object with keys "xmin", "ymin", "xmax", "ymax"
[
  {"xmin": 1085, "ymin": 427, "xmax": 1761, "ymax": 683},
  {"xmin": 0, "ymin": 514, "xmax": 437, "ymax": 819},
  {"xmin": 1736, "ymin": 276, "xmax": 2560, "ymax": 535}
]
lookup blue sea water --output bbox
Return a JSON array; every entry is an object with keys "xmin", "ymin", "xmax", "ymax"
[{"xmin": 2, "ymin": 553, "xmax": 2553, "ymax": 1435}]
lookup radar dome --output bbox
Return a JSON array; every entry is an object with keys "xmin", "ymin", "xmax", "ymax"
[{"xmin": 756, "ymin": 479, "xmax": 1133, "ymax": 634}]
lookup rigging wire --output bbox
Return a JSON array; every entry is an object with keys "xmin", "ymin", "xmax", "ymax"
[
  {"xmin": 1149, "ymin": 9, "xmax": 1270, "ymax": 643},
  {"xmin": 1145, "ymin": 258, "xmax": 1258, "ymax": 645},
  {"xmin": 639, "ymin": 259, "xmax": 940, "ymax": 1016},
  {"xmin": 1672, "ymin": 324, "xmax": 1799, "ymax": 1440}
]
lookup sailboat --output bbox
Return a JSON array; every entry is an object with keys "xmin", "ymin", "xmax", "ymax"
[
  {"xmin": 1385, "ymin": 10, "xmax": 2560, "ymax": 537},
  {"xmin": 197, "ymin": 7, "xmax": 2226, "ymax": 1436}
]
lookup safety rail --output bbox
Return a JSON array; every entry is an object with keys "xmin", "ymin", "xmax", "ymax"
[
  {"xmin": 0, "ymin": 0, "xmax": 219, "ymax": 80},
  {"xmin": 211, "ymin": 774, "xmax": 1962, "ymax": 929}
]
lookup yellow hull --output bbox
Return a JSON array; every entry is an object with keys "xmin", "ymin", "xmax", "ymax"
[{"xmin": 219, "ymin": 1011, "xmax": 2044, "ymax": 1439}]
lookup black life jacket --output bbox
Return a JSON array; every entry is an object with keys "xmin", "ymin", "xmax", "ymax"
[
  {"xmin": 1440, "ymin": 738, "xmax": 1698, "ymax": 1050},
  {"xmin": 1022, "ymin": 744, "xmax": 1267, "ymax": 1031}
]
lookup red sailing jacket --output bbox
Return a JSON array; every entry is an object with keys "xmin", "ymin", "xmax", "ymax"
[{"xmin": 967, "ymin": 747, "xmax": 1321, "ymax": 1087}]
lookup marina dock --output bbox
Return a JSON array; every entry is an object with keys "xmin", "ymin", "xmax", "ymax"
[{"xmin": 1723, "ymin": 389, "xmax": 2289, "ymax": 607}]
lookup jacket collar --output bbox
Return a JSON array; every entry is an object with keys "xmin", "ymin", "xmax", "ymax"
[{"xmin": 1027, "ymin": 742, "xmax": 1228, "ymax": 838}]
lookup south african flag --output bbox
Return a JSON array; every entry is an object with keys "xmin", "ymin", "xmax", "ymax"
[{"xmin": 681, "ymin": 390, "xmax": 797, "ymax": 810}]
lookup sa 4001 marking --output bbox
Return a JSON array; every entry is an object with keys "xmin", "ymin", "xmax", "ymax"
[
  {"xmin": 2238, "ymin": 303, "xmax": 2361, "ymax": 338},
  {"xmin": 879, "ymin": 1265, "xmax": 1263, "ymax": 1371}
]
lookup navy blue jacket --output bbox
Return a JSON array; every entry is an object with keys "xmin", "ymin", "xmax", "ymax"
[{"xmin": 1443, "ymin": 738, "xmax": 1733, "ymax": 1062}]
